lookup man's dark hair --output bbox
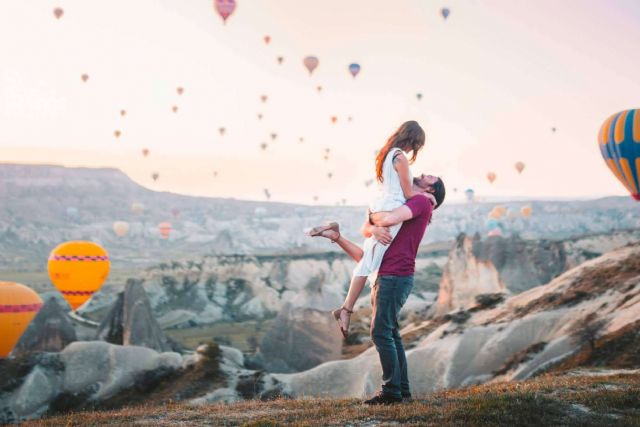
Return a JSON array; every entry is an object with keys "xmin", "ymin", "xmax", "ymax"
[{"xmin": 432, "ymin": 177, "xmax": 445, "ymax": 209}]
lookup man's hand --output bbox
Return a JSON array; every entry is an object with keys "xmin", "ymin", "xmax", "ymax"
[{"xmin": 372, "ymin": 226, "xmax": 393, "ymax": 245}]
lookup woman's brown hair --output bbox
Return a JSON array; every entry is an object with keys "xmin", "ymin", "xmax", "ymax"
[{"xmin": 375, "ymin": 120, "xmax": 425, "ymax": 183}]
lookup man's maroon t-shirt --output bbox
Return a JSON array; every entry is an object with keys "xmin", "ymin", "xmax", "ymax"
[{"xmin": 378, "ymin": 196, "xmax": 433, "ymax": 276}]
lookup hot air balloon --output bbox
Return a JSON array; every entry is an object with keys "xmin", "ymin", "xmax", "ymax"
[
  {"xmin": 348, "ymin": 63, "xmax": 361, "ymax": 78},
  {"xmin": 142, "ymin": 148, "xmax": 149, "ymax": 157},
  {"xmin": 441, "ymin": 8, "xmax": 450, "ymax": 20},
  {"xmin": 263, "ymin": 35, "xmax": 271, "ymax": 45},
  {"xmin": 416, "ymin": 93, "xmax": 423, "ymax": 101},
  {"xmin": 316, "ymin": 85, "xmax": 323, "ymax": 93},
  {"xmin": 213, "ymin": 171, "xmax": 218, "ymax": 177},
  {"xmin": 260, "ymin": 142, "xmax": 267, "ymax": 151},
  {"xmin": 515, "ymin": 161, "xmax": 525, "ymax": 174},
  {"xmin": 48, "ymin": 241, "xmax": 110, "ymax": 311},
  {"xmin": 327, "ymin": 172, "xmax": 333, "ymax": 179},
  {"xmin": 487, "ymin": 172, "xmax": 496, "ymax": 184},
  {"xmin": 172, "ymin": 106, "xmax": 179, "ymax": 113},
  {"xmin": 152, "ymin": 172, "xmax": 159, "ymax": 181},
  {"xmin": 487, "ymin": 228, "xmax": 503, "ymax": 238},
  {"xmin": 313, "ymin": 195, "xmax": 319, "ymax": 202},
  {"xmin": 598, "ymin": 109, "xmax": 640, "ymax": 201},
  {"xmin": 264, "ymin": 189, "xmax": 271, "ymax": 200},
  {"xmin": 158, "ymin": 222, "xmax": 172, "ymax": 239},
  {"xmin": 303, "ymin": 56, "xmax": 319, "ymax": 75},
  {"xmin": 171, "ymin": 208, "xmax": 180, "ymax": 218},
  {"xmin": 114, "ymin": 130, "xmax": 121, "ymax": 138},
  {"xmin": 270, "ymin": 133, "xmax": 277, "ymax": 141},
  {"xmin": 260, "ymin": 95, "xmax": 268, "ymax": 103},
  {"xmin": 131, "ymin": 202, "xmax": 144, "ymax": 215},
  {"xmin": 486, "ymin": 218, "xmax": 500, "ymax": 230},
  {"xmin": 120, "ymin": 109, "xmax": 127, "ymax": 117},
  {"xmin": 277, "ymin": 56, "xmax": 284, "ymax": 65},
  {"xmin": 348, "ymin": 116, "xmax": 353, "ymax": 122},
  {"xmin": 299, "ymin": 137, "xmax": 304, "ymax": 143},
  {"xmin": 219, "ymin": 127, "xmax": 226, "ymax": 136},
  {"xmin": 257, "ymin": 113, "xmax": 263, "ymax": 120},
  {"xmin": 364, "ymin": 179, "xmax": 374, "ymax": 187},
  {"xmin": 81, "ymin": 74, "xmax": 89, "ymax": 83},
  {"xmin": 113, "ymin": 221, "xmax": 129, "ymax": 237},
  {"xmin": 177, "ymin": 87, "xmax": 184, "ymax": 95},
  {"xmin": 465, "ymin": 188, "xmax": 475, "ymax": 202},
  {"xmin": 331, "ymin": 116, "xmax": 337, "ymax": 124},
  {"xmin": 521, "ymin": 205, "xmax": 532, "ymax": 218},
  {"xmin": 0, "ymin": 282, "xmax": 43, "ymax": 358},
  {"xmin": 214, "ymin": 0, "xmax": 236, "ymax": 24},
  {"xmin": 53, "ymin": 7, "xmax": 64, "ymax": 20},
  {"xmin": 551, "ymin": 127, "xmax": 557, "ymax": 133}
]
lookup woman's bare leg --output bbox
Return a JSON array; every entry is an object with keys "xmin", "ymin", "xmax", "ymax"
[
  {"xmin": 343, "ymin": 275, "xmax": 367, "ymax": 311},
  {"xmin": 335, "ymin": 235, "xmax": 364, "ymax": 262}
]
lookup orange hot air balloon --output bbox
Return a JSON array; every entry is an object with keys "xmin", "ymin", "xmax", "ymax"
[
  {"xmin": 331, "ymin": 116, "xmax": 337, "ymax": 124},
  {"xmin": 487, "ymin": 172, "xmax": 496, "ymax": 184},
  {"xmin": 214, "ymin": 0, "xmax": 236, "ymax": 24},
  {"xmin": 303, "ymin": 56, "xmax": 319, "ymax": 75},
  {"xmin": 515, "ymin": 161, "xmax": 525, "ymax": 174},
  {"xmin": 176, "ymin": 86, "xmax": 184, "ymax": 95},
  {"xmin": 120, "ymin": 109, "xmax": 127, "ymax": 117},
  {"xmin": 0, "ymin": 282, "xmax": 43, "ymax": 358},
  {"xmin": 47, "ymin": 241, "xmax": 110, "ymax": 311},
  {"xmin": 113, "ymin": 221, "xmax": 129, "ymax": 237},
  {"xmin": 53, "ymin": 7, "xmax": 64, "ymax": 20},
  {"xmin": 114, "ymin": 130, "xmax": 121, "ymax": 138},
  {"xmin": 158, "ymin": 222, "xmax": 172, "ymax": 239},
  {"xmin": 260, "ymin": 95, "xmax": 268, "ymax": 103},
  {"xmin": 81, "ymin": 74, "xmax": 89, "ymax": 83},
  {"xmin": 264, "ymin": 35, "xmax": 271, "ymax": 44},
  {"xmin": 521, "ymin": 205, "xmax": 532, "ymax": 218},
  {"xmin": 172, "ymin": 105, "xmax": 179, "ymax": 113}
]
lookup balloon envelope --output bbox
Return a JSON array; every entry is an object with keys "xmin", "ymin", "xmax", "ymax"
[
  {"xmin": 521, "ymin": 205, "xmax": 533, "ymax": 218},
  {"xmin": 53, "ymin": 7, "xmax": 64, "ymax": 19},
  {"xmin": 113, "ymin": 221, "xmax": 129, "ymax": 237},
  {"xmin": 465, "ymin": 188, "xmax": 475, "ymax": 202},
  {"xmin": 487, "ymin": 172, "xmax": 496, "ymax": 184},
  {"xmin": 0, "ymin": 282, "xmax": 43, "ymax": 358},
  {"xmin": 441, "ymin": 8, "xmax": 450, "ymax": 19},
  {"xmin": 214, "ymin": 0, "xmax": 236, "ymax": 23},
  {"xmin": 303, "ymin": 56, "xmax": 319, "ymax": 75},
  {"xmin": 348, "ymin": 63, "xmax": 361, "ymax": 78},
  {"xmin": 598, "ymin": 109, "xmax": 640, "ymax": 201},
  {"xmin": 158, "ymin": 222, "xmax": 172, "ymax": 239},
  {"xmin": 48, "ymin": 241, "xmax": 110, "ymax": 311},
  {"xmin": 131, "ymin": 202, "xmax": 144, "ymax": 215},
  {"xmin": 515, "ymin": 161, "xmax": 525, "ymax": 174}
]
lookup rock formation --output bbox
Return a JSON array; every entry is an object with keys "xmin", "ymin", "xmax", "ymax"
[
  {"xmin": 96, "ymin": 279, "xmax": 180, "ymax": 353},
  {"xmin": 257, "ymin": 303, "xmax": 343, "ymax": 372},
  {"xmin": 13, "ymin": 297, "xmax": 77, "ymax": 356}
]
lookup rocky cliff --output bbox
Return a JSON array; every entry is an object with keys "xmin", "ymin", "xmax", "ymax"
[{"xmin": 13, "ymin": 298, "xmax": 77, "ymax": 356}]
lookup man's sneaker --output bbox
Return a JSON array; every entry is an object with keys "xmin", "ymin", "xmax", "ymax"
[
  {"xmin": 401, "ymin": 392, "xmax": 412, "ymax": 403},
  {"xmin": 364, "ymin": 392, "xmax": 402, "ymax": 405}
]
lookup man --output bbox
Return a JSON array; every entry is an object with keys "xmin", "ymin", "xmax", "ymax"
[{"xmin": 313, "ymin": 174, "xmax": 445, "ymax": 404}]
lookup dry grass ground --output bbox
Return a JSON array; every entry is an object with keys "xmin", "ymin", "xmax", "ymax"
[{"xmin": 23, "ymin": 371, "xmax": 640, "ymax": 426}]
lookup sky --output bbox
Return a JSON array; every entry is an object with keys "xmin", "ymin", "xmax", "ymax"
[{"xmin": 0, "ymin": 0, "xmax": 639, "ymax": 205}]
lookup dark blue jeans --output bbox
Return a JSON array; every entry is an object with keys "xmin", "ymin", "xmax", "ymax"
[{"xmin": 370, "ymin": 275, "xmax": 413, "ymax": 398}]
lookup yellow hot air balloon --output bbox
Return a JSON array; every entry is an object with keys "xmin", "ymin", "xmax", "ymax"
[
  {"xmin": 0, "ymin": 282, "xmax": 43, "ymax": 358},
  {"xmin": 113, "ymin": 221, "xmax": 130, "ymax": 237},
  {"xmin": 495, "ymin": 205, "xmax": 507, "ymax": 217},
  {"xmin": 47, "ymin": 241, "xmax": 110, "ymax": 311},
  {"xmin": 131, "ymin": 202, "xmax": 144, "ymax": 215},
  {"xmin": 521, "ymin": 205, "xmax": 532, "ymax": 218}
]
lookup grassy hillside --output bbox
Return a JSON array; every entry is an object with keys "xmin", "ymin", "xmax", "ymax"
[{"xmin": 24, "ymin": 370, "xmax": 639, "ymax": 426}]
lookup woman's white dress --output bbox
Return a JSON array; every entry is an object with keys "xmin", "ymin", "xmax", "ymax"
[{"xmin": 353, "ymin": 147, "xmax": 408, "ymax": 279}]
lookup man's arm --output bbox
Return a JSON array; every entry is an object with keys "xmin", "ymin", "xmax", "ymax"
[{"xmin": 370, "ymin": 205, "xmax": 415, "ymax": 227}]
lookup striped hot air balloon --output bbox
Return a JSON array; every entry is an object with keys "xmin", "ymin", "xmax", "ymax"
[
  {"xmin": 47, "ymin": 241, "xmax": 110, "ymax": 311},
  {"xmin": 598, "ymin": 109, "xmax": 640, "ymax": 201},
  {"xmin": 158, "ymin": 222, "xmax": 172, "ymax": 239},
  {"xmin": 0, "ymin": 282, "xmax": 43, "ymax": 358}
]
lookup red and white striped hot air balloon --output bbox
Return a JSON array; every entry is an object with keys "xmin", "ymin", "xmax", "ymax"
[{"xmin": 158, "ymin": 222, "xmax": 172, "ymax": 239}]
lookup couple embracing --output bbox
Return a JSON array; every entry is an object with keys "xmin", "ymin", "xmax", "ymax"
[{"xmin": 309, "ymin": 121, "xmax": 445, "ymax": 405}]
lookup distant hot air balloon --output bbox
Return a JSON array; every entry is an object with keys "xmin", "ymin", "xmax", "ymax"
[
  {"xmin": 551, "ymin": 127, "xmax": 557, "ymax": 133},
  {"xmin": 348, "ymin": 63, "xmax": 361, "ymax": 78},
  {"xmin": 364, "ymin": 179, "xmax": 374, "ymax": 187},
  {"xmin": 219, "ymin": 127, "xmax": 226, "ymax": 136},
  {"xmin": 176, "ymin": 87, "xmax": 184, "ymax": 95},
  {"xmin": 171, "ymin": 208, "xmax": 180, "ymax": 218},
  {"xmin": 142, "ymin": 148, "xmax": 149, "ymax": 157},
  {"xmin": 131, "ymin": 202, "xmax": 144, "ymax": 215},
  {"xmin": 257, "ymin": 113, "xmax": 263, "ymax": 120},
  {"xmin": 260, "ymin": 142, "xmax": 267, "ymax": 151},
  {"xmin": 213, "ymin": 171, "xmax": 218, "ymax": 177},
  {"xmin": 172, "ymin": 106, "xmax": 179, "ymax": 113},
  {"xmin": 152, "ymin": 172, "xmax": 159, "ymax": 181},
  {"xmin": 277, "ymin": 56, "xmax": 284, "ymax": 65},
  {"xmin": 120, "ymin": 109, "xmax": 127, "ymax": 117},
  {"xmin": 298, "ymin": 137, "xmax": 304, "ymax": 143},
  {"xmin": 487, "ymin": 172, "xmax": 496, "ymax": 184},
  {"xmin": 81, "ymin": 74, "xmax": 89, "ymax": 83},
  {"xmin": 260, "ymin": 95, "xmax": 268, "ymax": 103},
  {"xmin": 264, "ymin": 188, "xmax": 271, "ymax": 200},
  {"xmin": 316, "ymin": 85, "xmax": 323, "ymax": 93},
  {"xmin": 515, "ymin": 161, "xmax": 525, "ymax": 174},
  {"xmin": 441, "ymin": 8, "xmax": 450, "ymax": 20},
  {"xmin": 53, "ymin": 7, "xmax": 64, "ymax": 20},
  {"xmin": 113, "ymin": 221, "xmax": 130, "ymax": 237},
  {"xmin": 0, "ymin": 282, "xmax": 43, "ymax": 358},
  {"xmin": 214, "ymin": 0, "xmax": 236, "ymax": 24},
  {"xmin": 521, "ymin": 205, "xmax": 533, "ymax": 218},
  {"xmin": 270, "ymin": 133, "xmax": 277, "ymax": 141},
  {"xmin": 331, "ymin": 116, "xmax": 337, "ymax": 124},
  {"xmin": 495, "ymin": 205, "xmax": 507, "ymax": 217},
  {"xmin": 158, "ymin": 222, "xmax": 172, "ymax": 239},
  {"xmin": 114, "ymin": 130, "xmax": 121, "ymax": 138},
  {"xmin": 48, "ymin": 241, "xmax": 110, "ymax": 310},
  {"xmin": 487, "ymin": 228, "xmax": 502, "ymax": 238},
  {"xmin": 486, "ymin": 218, "xmax": 500, "ymax": 230},
  {"xmin": 599, "ymin": 109, "xmax": 640, "ymax": 200},
  {"xmin": 303, "ymin": 56, "xmax": 319, "ymax": 75},
  {"xmin": 324, "ymin": 154, "xmax": 329, "ymax": 161},
  {"xmin": 327, "ymin": 172, "xmax": 333, "ymax": 179},
  {"xmin": 263, "ymin": 35, "xmax": 271, "ymax": 45},
  {"xmin": 465, "ymin": 188, "xmax": 475, "ymax": 202},
  {"xmin": 348, "ymin": 116, "xmax": 353, "ymax": 122},
  {"xmin": 416, "ymin": 93, "xmax": 423, "ymax": 101},
  {"xmin": 313, "ymin": 195, "xmax": 319, "ymax": 202}
]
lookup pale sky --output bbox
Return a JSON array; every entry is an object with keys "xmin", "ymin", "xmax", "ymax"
[{"xmin": 1, "ymin": 0, "xmax": 639, "ymax": 205}]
